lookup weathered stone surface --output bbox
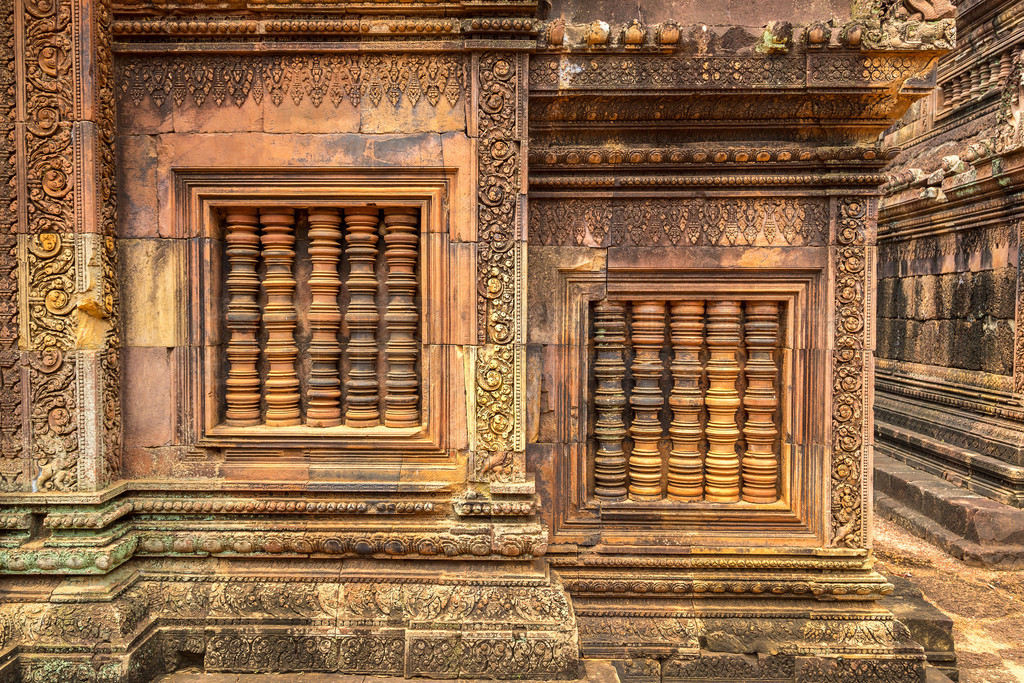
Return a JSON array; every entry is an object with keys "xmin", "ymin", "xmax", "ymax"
[{"xmin": 0, "ymin": 0, "xmax": 954, "ymax": 677}]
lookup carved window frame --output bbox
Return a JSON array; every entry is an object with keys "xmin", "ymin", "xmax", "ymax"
[
  {"xmin": 549, "ymin": 261, "xmax": 830, "ymax": 547},
  {"xmin": 172, "ymin": 168, "xmax": 467, "ymax": 466}
]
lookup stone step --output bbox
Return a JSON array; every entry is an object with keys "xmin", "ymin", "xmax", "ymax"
[{"xmin": 874, "ymin": 453, "xmax": 1024, "ymax": 568}]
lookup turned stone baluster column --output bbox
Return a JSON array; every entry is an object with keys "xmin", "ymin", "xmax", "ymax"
[
  {"xmin": 306, "ymin": 208, "xmax": 344, "ymax": 427},
  {"xmin": 224, "ymin": 209, "xmax": 262, "ymax": 426},
  {"xmin": 704, "ymin": 300, "xmax": 742, "ymax": 502},
  {"xmin": 629, "ymin": 301, "xmax": 666, "ymax": 501},
  {"xmin": 742, "ymin": 301, "xmax": 781, "ymax": 503},
  {"xmin": 260, "ymin": 209, "xmax": 301, "ymax": 426},
  {"xmin": 343, "ymin": 207, "xmax": 381, "ymax": 427},
  {"xmin": 667, "ymin": 301, "xmax": 705, "ymax": 501},
  {"xmin": 593, "ymin": 300, "xmax": 628, "ymax": 500},
  {"xmin": 382, "ymin": 208, "xmax": 420, "ymax": 427}
]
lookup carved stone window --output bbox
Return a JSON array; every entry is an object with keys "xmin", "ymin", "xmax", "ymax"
[
  {"xmin": 220, "ymin": 206, "xmax": 422, "ymax": 431},
  {"xmin": 543, "ymin": 263, "xmax": 827, "ymax": 546},
  {"xmin": 173, "ymin": 170, "xmax": 468, "ymax": 471},
  {"xmin": 589, "ymin": 298, "xmax": 784, "ymax": 505}
]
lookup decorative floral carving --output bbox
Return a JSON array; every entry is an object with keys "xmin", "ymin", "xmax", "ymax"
[
  {"xmin": 529, "ymin": 197, "xmax": 828, "ymax": 247},
  {"xmin": 475, "ymin": 52, "xmax": 523, "ymax": 481},
  {"xmin": 0, "ymin": 0, "xmax": 20, "ymax": 483},
  {"xmin": 832, "ymin": 198, "xmax": 869, "ymax": 548},
  {"xmin": 28, "ymin": 349, "xmax": 78, "ymax": 492},
  {"xmin": 116, "ymin": 54, "xmax": 465, "ymax": 111}
]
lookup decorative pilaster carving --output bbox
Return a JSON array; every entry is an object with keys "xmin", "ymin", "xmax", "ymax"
[
  {"xmin": 343, "ymin": 207, "xmax": 381, "ymax": 427},
  {"xmin": 832, "ymin": 198, "xmax": 869, "ymax": 547},
  {"xmin": 382, "ymin": 209, "xmax": 420, "ymax": 428},
  {"xmin": 474, "ymin": 52, "xmax": 524, "ymax": 481},
  {"xmin": 306, "ymin": 208, "xmax": 344, "ymax": 427},
  {"xmin": 223, "ymin": 209, "xmax": 262, "ymax": 426},
  {"xmin": 667, "ymin": 301, "xmax": 705, "ymax": 502},
  {"xmin": 0, "ymin": 0, "xmax": 21, "ymax": 486},
  {"xmin": 628, "ymin": 301, "xmax": 666, "ymax": 501},
  {"xmin": 742, "ymin": 301, "xmax": 780, "ymax": 504},
  {"xmin": 10, "ymin": 0, "xmax": 121, "ymax": 491},
  {"xmin": 259, "ymin": 209, "xmax": 300, "ymax": 427},
  {"xmin": 593, "ymin": 300, "xmax": 628, "ymax": 500},
  {"xmin": 704, "ymin": 300, "xmax": 742, "ymax": 503}
]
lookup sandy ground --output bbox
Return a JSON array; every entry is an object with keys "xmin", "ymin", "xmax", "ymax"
[{"xmin": 874, "ymin": 515, "xmax": 1024, "ymax": 683}]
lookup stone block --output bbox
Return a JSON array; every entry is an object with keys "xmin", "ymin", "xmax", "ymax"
[{"xmin": 120, "ymin": 238, "xmax": 181, "ymax": 348}]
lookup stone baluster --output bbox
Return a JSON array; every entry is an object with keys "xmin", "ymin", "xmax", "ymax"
[
  {"xmin": 628, "ymin": 301, "xmax": 666, "ymax": 501},
  {"xmin": 259, "ymin": 208, "xmax": 301, "ymax": 426},
  {"xmin": 741, "ymin": 301, "xmax": 780, "ymax": 504},
  {"xmin": 343, "ymin": 207, "xmax": 382, "ymax": 427},
  {"xmin": 1000, "ymin": 51, "xmax": 1013, "ymax": 85},
  {"xmin": 593, "ymin": 300, "xmax": 629, "ymax": 501},
  {"xmin": 704, "ymin": 300, "xmax": 742, "ymax": 503},
  {"xmin": 667, "ymin": 301, "xmax": 705, "ymax": 501},
  {"xmin": 306, "ymin": 208, "xmax": 344, "ymax": 427},
  {"xmin": 969, "ymin": 65, "xmax": 981, "ymax": 98},
  {"xmin": 224, "ymin": 208, "xmax": 262, "ymax": 426},
  {"xmin": 979, "ymin": 58, "xmax": 992, "ymax": 94},
  {"xmin": 382, "ymin": 208, "xmax": 420, "ymax": 427},
  {"xmin": 952, "ymin": 74, "xmax": 965, "ymax": 105}
]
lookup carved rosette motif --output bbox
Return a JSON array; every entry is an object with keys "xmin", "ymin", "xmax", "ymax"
[
  {"xmin": 475, "ymin": 53, "xmax": 524, "ymax": 480},
  {"xmin": 832, "ymin": 198, "xmax": 869, "ymax": 548}
]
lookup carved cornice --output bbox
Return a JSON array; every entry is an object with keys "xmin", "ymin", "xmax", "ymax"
[
  {"xmin": 112, "ymin": 16, "xmax": 537, "ymax": 39},
  {"xmin": 112, "ymin": 0, "xmax": 538, "ymax": 14},
  {"xmin": 530, "ymin": 173, "xmax": 891, "ymax": 188}
]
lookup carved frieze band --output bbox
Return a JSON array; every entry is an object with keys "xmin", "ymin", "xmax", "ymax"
[
  {"xmin": 474, "ymin": 52, "xmax": 525, "ymax": 481},
  {"xmin": 832, "ymin": 198, "xmax": 869, "ymax": 548},
  {"xmin": 115, "ymin": 54, "xmax": 465, "ymax": 110},
  {"xmin": 529, "ymin": 197, "xmax": 828, "ymax": 247},
  {"xmin": 529, "ymin": 54, "xmax": 933, "ymax": 90}
]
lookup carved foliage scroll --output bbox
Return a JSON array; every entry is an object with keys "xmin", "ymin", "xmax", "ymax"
[
  {"xmin": 832, "ymin": 198, "xmax": 868, "ymax": 548},
  {"xmin": 475, "ymin": 53, "xmax": 523, "ymax": 480}
]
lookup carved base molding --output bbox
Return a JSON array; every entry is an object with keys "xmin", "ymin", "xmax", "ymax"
[
  {"xmin": 0, "ymin": 562, "xmax": 931, "ymax": 683},
  {"xmin": 0, "ymin": 560, "xmax": 579, "ymax": 681},
  {"xmin": 575, "ymin": 601, "xmax": 926, "ymax": 683}
]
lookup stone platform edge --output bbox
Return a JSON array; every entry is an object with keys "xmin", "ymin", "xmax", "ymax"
[{"xmin": 874, "ymin": 452, "xmax": 1024, "ymax": 568}]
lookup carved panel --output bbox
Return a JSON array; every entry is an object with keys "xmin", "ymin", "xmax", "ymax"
[
  {"xmin": 474, "ymin": 52, "xmax": 525, "ymax": 481},
  {"xmin": 831, "ymin": 198, "xmax": 870, "ymax": 548},
  {"xmin": 0, "ymin": 0, "xmax": 19, "ymax": 484},
  {"xmin": 529, "ymin": 197, "xmax": 828, "ymax": 247},
  {"xmin": 116, "ymin": 54, "xmax": 465, "ymax": 111}
]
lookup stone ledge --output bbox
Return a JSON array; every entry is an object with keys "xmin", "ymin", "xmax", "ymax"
[
  {"xmin": 875, "ymin": 454, "xmax": 1024, "ymax": 567},
  {"xmin": 881, "ymin": 575, "xmax": 958, "ymax": 681}
]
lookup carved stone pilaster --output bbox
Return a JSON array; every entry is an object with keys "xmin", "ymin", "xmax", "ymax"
[
  {"xmin": 474, "ymin": 52, "xmax": 526, "ymax": 482},
  {"xmin": 832, "ymin": 197, "xmax": 871, "ymax": 548},
  {"xmin": 13, "ymin": 0, "xmax": 120, "ymax": 491},
  {"xmin": 0, "ymin": 0, "xmax": 21, "ymax": 490}
]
